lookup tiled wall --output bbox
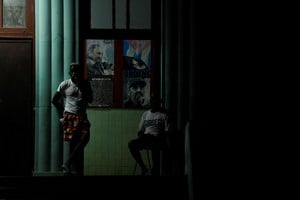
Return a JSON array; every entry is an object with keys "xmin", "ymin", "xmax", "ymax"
[{"xmin": 84, "ymin": 109, "xmax": 148, "ymax": 175}]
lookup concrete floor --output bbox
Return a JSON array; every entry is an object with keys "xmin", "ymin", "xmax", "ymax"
[{"xmin": 0, "ymin": 176, "xmax": 186, "ymax": 200}]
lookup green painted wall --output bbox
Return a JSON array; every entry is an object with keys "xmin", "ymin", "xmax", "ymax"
[{"xmin": 84, "ymin": 109, "xmax": 150, "ymax": 175}]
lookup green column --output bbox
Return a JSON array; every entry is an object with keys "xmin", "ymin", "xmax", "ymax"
[
  {"xmin": 34, "ymin": 0, "xmax": 51, "ymax": 174},
  {"xmin": 34, "ymin": 0, "xmax": 39, "ymax": 175},
  {"xmin": 64, "ymin": 0, "xmax": 75, "ymax": 78},
  {"xmin": 162, "ymin": 0, "xmax": 173, "ymax": 111},
  {"xmin": 188, "ymin": 0, "xmax": 195, "ymax": 121},
  {"xmin": 75, "ymin": 0, "xmax": 79, "ymax": 61},
  {"xmin": 51, "ymin": 0, "xmax": 64, "ymax": 172},
  {"xmin": 176, "ymin": 0, "xmax": 185, "ymax": 130},
  {"xmin": 34, "ymin": 0, "xmax": 78, "ymax": 176},
  {"xmin": 63, "ymin": 0, "xmax": 76, "ymax": 164}
]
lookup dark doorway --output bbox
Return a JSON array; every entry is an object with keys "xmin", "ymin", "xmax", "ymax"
[{"xmin": 0, "ymin": 39, "xmax": 33, "ymax": 176}]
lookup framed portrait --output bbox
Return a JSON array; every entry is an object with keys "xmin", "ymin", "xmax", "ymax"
[
  {"xmin": 85, "ymin": 39, "xmax": 115, "ymax": 107},
  {"xmin": 86, "ymin": 39, "xmax": 115, "ymax": 79},
  {"xmin": 123, "ymin": 40, "xmax": 151, "ymax": 70},
  {"xmin": 122, "ymin": 40, "xmax": 151, "ymax": 109}
]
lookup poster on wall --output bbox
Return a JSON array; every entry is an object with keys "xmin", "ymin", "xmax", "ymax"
[
  {"xmin": 122, "ymin": 40, "xmax": 151, "ymax": 108},
  {"xmin": 88, "ymin": 77, "xmax": 114, "ymax": 108},
  {"xmin": 123, "ymin": 40, "xmax": 151, "ymax": 70},
  {"xmin": 3, "ymin": 0, "xmax": 26, "ymax": 28},
  {"xmin": 123, "ymin": 76, "xmax": 151, "ymax": 108},
  {"xmin": 86, "ymin": 39, "xmax": 114, "ymax": 107},
  {"xmin": 86, "ymin": 39, "xmax": 114, "ymax": 79}
]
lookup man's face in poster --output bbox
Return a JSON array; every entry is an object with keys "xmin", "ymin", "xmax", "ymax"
[
  {"xmin": 89, "ymin": 45, "xmax": 103, "ymax": 63},
  {"xmin": 128, "ymin": 80, "xmax": 146, "ymax": 106}
]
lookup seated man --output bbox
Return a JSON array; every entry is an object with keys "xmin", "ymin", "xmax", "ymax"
[{"xmin": 128, "ymin": 96, "xmax": 169, "ymax": 176}]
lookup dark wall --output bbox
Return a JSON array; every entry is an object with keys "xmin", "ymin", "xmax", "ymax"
[{"xmin": 0, "ymin": 39, "xmax": 33, "ymax": 176}]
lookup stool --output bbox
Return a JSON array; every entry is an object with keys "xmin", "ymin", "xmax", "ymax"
[
  {"xmin": 133, "ymin": 149, "xmax": 151, "ymax": 175},
  {"xmin": 132, "ymin": 149, "xmax": 165, "ymax": 176}
]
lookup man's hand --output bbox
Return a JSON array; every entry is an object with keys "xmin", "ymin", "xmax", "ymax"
[{"xmin": 52, "ymin": 91, "xmax": 64, "ymax": 118}]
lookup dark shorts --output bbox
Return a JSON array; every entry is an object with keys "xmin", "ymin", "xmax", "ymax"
[{"xmin": 130, "ymin": 134, "xmax": 165, "ymax": 150}]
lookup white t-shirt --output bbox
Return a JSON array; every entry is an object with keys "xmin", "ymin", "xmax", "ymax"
[
  {"xmin": 138, "ymin": 110, "xmax": 169, "ymax": 136},
  {"xmin": 57, "ymin": 79, "xmax": 88, "ymax": 115}
]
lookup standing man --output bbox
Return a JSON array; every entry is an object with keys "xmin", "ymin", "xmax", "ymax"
[{"xmin": 52, "ymin": 63, "xmax": 93, "ymax": 176}]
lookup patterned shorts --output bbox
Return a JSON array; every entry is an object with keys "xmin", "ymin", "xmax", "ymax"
[{"xmin": 62, "ymin": 112, "xmax": 90, "ymax": 141}]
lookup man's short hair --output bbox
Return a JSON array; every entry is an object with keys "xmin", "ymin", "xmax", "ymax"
[
  {"xmin": 70, "ymin": 62, "xmax": 80, "ymax": 67},
  {"xmin": 69, "ymin": 62, "xmax": 82, "ymax": 73}
]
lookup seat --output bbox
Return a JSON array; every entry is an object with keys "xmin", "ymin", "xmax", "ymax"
[
  {"xmin": 133, "ymin": 149, "xmax": 165, "ymax": 176},
  {"xmin": 132, "ymin": 133, "xmax": 169, "ymax": 176}
]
